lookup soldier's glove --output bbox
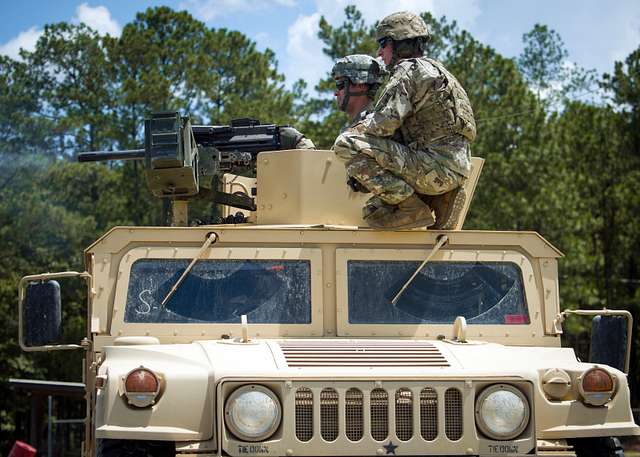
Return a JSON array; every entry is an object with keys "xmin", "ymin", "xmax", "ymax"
[{"xmin": 347, "ymin": 176, "xmax": 370, "ymax": 193}]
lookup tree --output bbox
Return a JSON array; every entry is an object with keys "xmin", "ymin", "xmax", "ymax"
[
  {"xmin": 25, "ymin": 23, "xmax": 116, "ymax": 155},
  {"xmin": 0, "ymin": 56, "xmax": 51, "ymax": 156},
  {"xmin": 518, "ymin": 24, "xmax": 596, "ymax": 108}
]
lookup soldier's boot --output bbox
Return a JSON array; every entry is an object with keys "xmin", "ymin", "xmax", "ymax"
[
  {"xmin": 429, "ymin": 187, "xmax": 467, "ymax": 230},
  {"xmin": 365, "ymin": 194, "xmax": 435, "ymax": 229},
  {"xmin": 362, "ymin": 195, "xmax": 394, "ymax": 220}
]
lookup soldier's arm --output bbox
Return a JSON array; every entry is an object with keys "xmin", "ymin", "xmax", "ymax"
[
  {"xmin": 351, "ymin": 63, "xmax": 417, "ymax": 137},
  {"xmin": 351, "ymin": 61, "xmax": 436, "ymax": 138},
  {"xmin": 280, "ymin": 126, "xmax": 316, "ymax": 150},
  {"xmin": 295, "ymin": 137, "xmax": 316, "ymax": 149}
]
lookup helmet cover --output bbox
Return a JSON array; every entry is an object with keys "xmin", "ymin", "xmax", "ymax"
[
  {"xmin": 376, "ymin": 11, "xmax": 430, "ymax": 41},
  {"xmin": 331, "ymin": 54, "xmax": 386, "ymax": 85}
]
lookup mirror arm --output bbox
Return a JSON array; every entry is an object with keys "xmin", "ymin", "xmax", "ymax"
[
  {"xmin": 555, "ymin": 308, "xmax": 633, "ymax": 374},
  {"xmin": 18, "ymin": 271, "xmax": 92, "ymax": 352}
]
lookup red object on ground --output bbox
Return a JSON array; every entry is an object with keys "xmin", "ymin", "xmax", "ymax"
[{"xmin": 8, "ymin": 441, "xmax": 37, "ymax": 457}]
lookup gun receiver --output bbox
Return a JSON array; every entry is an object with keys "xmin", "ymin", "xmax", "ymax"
[{"xmin": 78, "ymin": 112, "xmax": 285, "ymax": 215}]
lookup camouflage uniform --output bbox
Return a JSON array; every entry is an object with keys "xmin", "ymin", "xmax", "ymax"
[
  {"xmin": 280, "ymin": 126, "xmax": 316, "ymax": 150},
  {"xmin": 332, "ymin": 12, "xmax": 476, "ymax": 229},
  {"xmin": 342, "ymin": 101, "xmax": 374, "ymax": 133}
]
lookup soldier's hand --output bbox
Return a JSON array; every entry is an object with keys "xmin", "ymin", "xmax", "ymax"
[{"xmin": 347, "ymin": 177, "xmax": 370, "ymax": 193}]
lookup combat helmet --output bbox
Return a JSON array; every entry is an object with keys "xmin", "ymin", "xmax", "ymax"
[
  {"xmin": 331, "ymin": 54, "xmax": 386, "ymax": 86},
  {"xmin": 376, "ymin": 11, "xmax": 430, "ymax": 41},
  {"xmin": 332, "ymin": 54, "xmax": 386, "ymax": 112}
]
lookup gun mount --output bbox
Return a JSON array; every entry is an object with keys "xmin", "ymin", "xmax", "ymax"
[{"xmin": 78, "ymin": 112, "xmax": 289, "ymax": 225}]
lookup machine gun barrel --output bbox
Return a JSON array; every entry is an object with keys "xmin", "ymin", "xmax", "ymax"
[{"xmin": 78, "ymin": 149, "xmax": 145, "ymax": 162}]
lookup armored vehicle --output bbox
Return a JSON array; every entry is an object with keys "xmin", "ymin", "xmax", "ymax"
[{"xmin": 19, "ymin": 113, "xmax": 639, "ymax": 457}]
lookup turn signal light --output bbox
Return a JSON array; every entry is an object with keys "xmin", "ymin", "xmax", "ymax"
[
  {"xmin": 125, "ymin": 368, "xmax": 159, "ymax": 392},
  {"xmin": 581, "ymin": 368, "xmax": 614, "ymax": 392},
  {"xmin": 123, "ymin": 367, "xmax": 161, "ymax": 408},
  {"xmin": 578, "ymin": 367, "xmax": 616, "ymax": 406}
]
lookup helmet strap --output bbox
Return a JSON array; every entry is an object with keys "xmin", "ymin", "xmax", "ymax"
[
  {"xmin": 340, "ymin": 79, "xmax": 351, "ymax": 112},
  {"xmin": 340, "ymin": 80, "xmax": 369, "ymax": 111},
  {"xmin": 390, "ymin": 41, "xmax": 399, "ymax": 68}
]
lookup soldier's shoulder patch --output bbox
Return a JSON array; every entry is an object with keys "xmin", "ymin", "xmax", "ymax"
[
  {"xmin": 415, "ymin": 58, "xmax": 441, "ymax": 79},
  {"xmin": 391, "ymin": 60, "xmax": 416, "ymax": 80}
]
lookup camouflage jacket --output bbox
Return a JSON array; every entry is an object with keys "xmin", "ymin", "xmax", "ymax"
[
  {"xmin": 350, "ymin": 101, "xmax": 374, "ymax": 128},
  {"xmin": 356, "ymin": 57, "xmax": 476, "ymax": 177},
  {"xmin": 341, "ymin": 102, "xmax": 375, "ymax": 133}
]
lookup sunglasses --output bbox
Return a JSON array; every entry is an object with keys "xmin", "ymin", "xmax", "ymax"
[
  {"xmin": 377, "ymin": 37, "xmax": 392, "ymax": 49},
  {"xmin": 335, "ymin": 79, "xmax": 347, "ymax": 90}
]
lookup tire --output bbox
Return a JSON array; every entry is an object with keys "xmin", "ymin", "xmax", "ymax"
[
  {"xmin": 97, "ymin": 439, "xmax": 175, "ymax": 457},
  {"xmin": 569, "ymin": 437, "xmax": 625, "ymax": 457}
]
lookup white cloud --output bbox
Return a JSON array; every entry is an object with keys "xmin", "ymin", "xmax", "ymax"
[
  {"xmin": 284, "ymin": 13, "xmax": 333, "ymax": 89},
  {"xmin": 0, "ymin": 26, "xmax": 42, "ymax": 60},
  {"xmin": 181, "ymin": 0, "xmax": 297, "ymax": 22},
  {"xmin": 73, "ymin": 3, "xmax": 121, "ymax": 36},
  {"xmin": 0, "ymin": 3, "xmax": 120, "ymax": 61}
]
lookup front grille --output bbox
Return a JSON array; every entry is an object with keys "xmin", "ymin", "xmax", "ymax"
[
  {"xmin": 420, "ymin": 387, "xmax": 438, "ymax": 441},
  {"xmin": 294, "ymin": 384, "xmax": 463, "ymax": 444},
  {"xmin": 295, "ymin": 388, "xmax": 313, "ymax": 442},
  {"xmin": 320, "ymin": 388, "xmax": 339, "ymax": 441},
  {"xmin": 444, "ymin": 388, "xmax": 463, "ymax": 440},
  {"xmin": 345, "ymin": 389, "xmax": 363, "ymax": 441},
  {"xmin": 395, "ymin": 388, "xmax": 413, "ymax": 441},
  {"xmin": 370, "ymin": 388, "xmax": 388, "ymax": 441}
]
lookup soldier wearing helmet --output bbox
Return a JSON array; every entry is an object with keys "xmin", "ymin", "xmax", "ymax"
[
  {"xmin": 331, "ymin": 54, "xmax": 386, "ymax": 127},
  {"xmin": 332, "ymin": 11, "xmax": 476, "ymax": 230}
]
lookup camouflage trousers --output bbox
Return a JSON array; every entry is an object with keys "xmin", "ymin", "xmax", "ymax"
[{"xmin": 333, "ymin": 132, "xmax": 466, "ymax": 205}]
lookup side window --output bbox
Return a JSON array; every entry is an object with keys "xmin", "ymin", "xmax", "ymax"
[{"xmin": 347, "ymin": 261, "xmax": 529, "ymax": 325}]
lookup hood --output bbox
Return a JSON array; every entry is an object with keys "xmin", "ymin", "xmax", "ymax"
[{"xmin": 192, "ymin": 338, "xmax": 580, "ymax": 380}]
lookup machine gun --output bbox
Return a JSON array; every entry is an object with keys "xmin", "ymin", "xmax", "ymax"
[{"xmin": 78, "ymin": 112, "xmax": 289, "ymax": 225}]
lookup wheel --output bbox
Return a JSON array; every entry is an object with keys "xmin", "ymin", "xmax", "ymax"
[
  {"xmin": 569, "ymin": 437, "xmax": 624, "ymax": 457},
  {"xmin": 97, "ymin": 439, "xmax": 175, "ymax": 457}
]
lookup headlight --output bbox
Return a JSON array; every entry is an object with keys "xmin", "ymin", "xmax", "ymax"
[
  {"xmin": 578, "ymin": 367, "xmax": 616, "ymax": 406},
  {"xmin": 225, "ymin": 385, "xmax": 281, "ymax": 441},
  {"xmin": 475, "ymin": 385, "xmax": 530, "ymax": 440}
]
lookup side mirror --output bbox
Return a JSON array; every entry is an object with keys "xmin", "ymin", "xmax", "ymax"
[
  {"xmin": 18, "ymin": 271, "xmax": 91, "ymax": 352},
  {"xmin": 554, "ymin": 309, "xmax": 632, "ymax": 373},
  {"xmin": 590, "ymin": 315, "xmax": 628, "ymax": 372},
  {"xmin": 23, "ymin": 281, "xmax": 62, "ymax": 347}
]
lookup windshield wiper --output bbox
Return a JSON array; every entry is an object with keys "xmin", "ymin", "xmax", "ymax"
[
  {"xmin": 160, "ymin": 232, "xmax": 219, "ymax": 308},
  {"xmin": 391, "ymin": 234, "xmax": 448, "ymax": 305}
]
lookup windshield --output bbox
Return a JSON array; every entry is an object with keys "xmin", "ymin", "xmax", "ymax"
[
  {"xmin": 348, "ymin": 261, "xmax": 529, "ymax": 325},
  {"xmin": 124, "ymin": 259, "xmax": 311, "ymax": 324}
]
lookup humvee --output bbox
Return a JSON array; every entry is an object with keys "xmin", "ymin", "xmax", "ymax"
[{"xmin": 18, "ymin": 114, "xmax": 639, "ymax": 457}]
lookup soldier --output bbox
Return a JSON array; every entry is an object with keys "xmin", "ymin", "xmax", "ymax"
[
  {"xmin": 280, "ymin": 126, "xmax": 316, "ymax": 149},
  {"xmin": 332, "ymin": 11, "xmax": 476, "ymax": 229},
  {"xmin": 331, "ymin": 54, "xmax": 386, "ymax": 129}
]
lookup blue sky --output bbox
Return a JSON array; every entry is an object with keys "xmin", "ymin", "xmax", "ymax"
[{"xmin": 1, "ymin": 0, "xmax": 639, "ymax": 96}]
